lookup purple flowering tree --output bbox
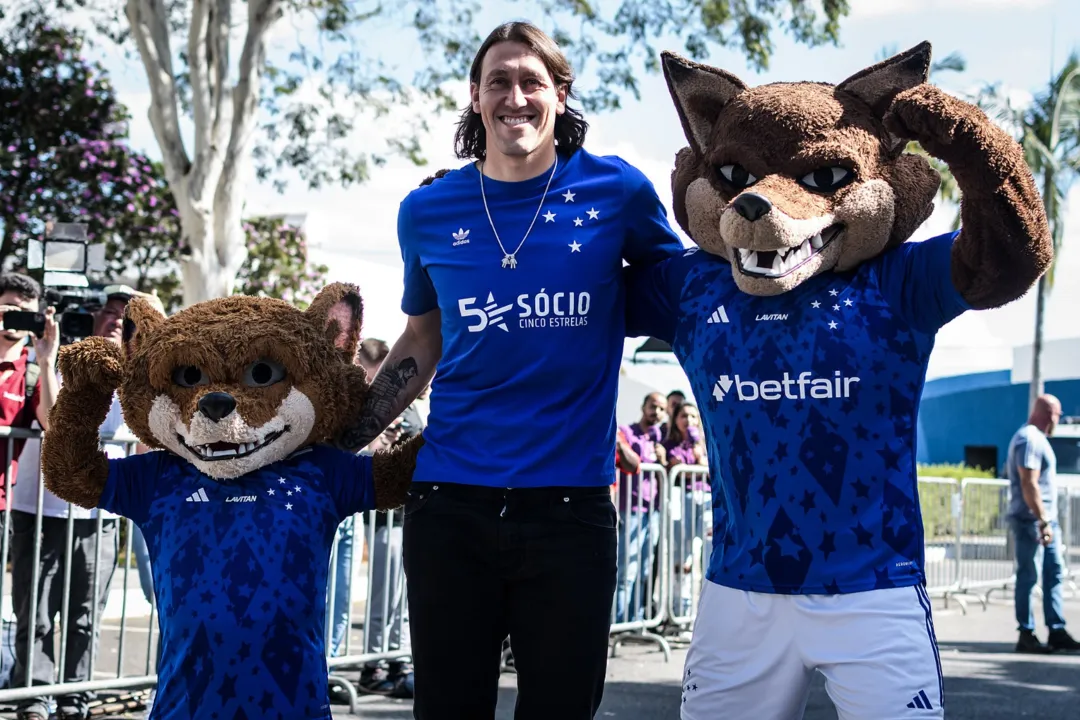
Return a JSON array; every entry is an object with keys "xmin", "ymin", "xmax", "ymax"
[{"xmin": 234, "ymin": 216, "xmax": 328, "ymax": 311}]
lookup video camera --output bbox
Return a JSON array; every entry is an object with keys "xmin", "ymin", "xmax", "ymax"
[{"xmin": 1, "ymin": 222, "xmax": 116, "ymax": 344}]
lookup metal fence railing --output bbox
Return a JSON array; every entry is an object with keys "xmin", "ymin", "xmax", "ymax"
[{"xmin": 4, "ymin": 419, "xmax": 1077, "ymax": 710}]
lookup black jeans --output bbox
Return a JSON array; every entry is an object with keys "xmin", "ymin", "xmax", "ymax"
[{"xmin": 402, "ymin": 482, "xmax": 618, "ymax": 720}]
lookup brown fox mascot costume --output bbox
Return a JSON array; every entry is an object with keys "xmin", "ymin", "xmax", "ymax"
[
  {"xmin": 623, "ymin": 43, "xmax": 1053, "ymax": 718},
  {"xmin": 40, "ymin": 282, "xmax": 419, "ymax": 720}
]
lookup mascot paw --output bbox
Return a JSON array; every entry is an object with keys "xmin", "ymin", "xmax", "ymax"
[
  {"xmin": 884, "ymin": 84, "xmax": 969, "ymax": 153},
  {"xmin": 372, "ymin": 433, "xmax": 425, "ymax": 511},
  {"xmin": 57, "ymin": 337, "xmax": 124, "ymax": 392}
]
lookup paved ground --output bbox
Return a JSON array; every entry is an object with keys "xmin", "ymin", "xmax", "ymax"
[{"xmin": 0, "ymin": 587, "xmax": 1077, "ymax": 718}]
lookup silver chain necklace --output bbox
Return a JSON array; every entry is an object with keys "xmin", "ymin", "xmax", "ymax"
[{"xmin": 479, "ymin": 154, "xmax": 558, "ymax": 269}]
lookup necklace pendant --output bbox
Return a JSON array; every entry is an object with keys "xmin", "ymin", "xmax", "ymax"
[{"xmin": 502, "ymin": 253, "xmax": 517, "ymax": 269}]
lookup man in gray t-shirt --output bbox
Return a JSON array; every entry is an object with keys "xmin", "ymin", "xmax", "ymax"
[{"xmin": 1005, "ymin": 394, "xmax": 1079, "ymax": 654}]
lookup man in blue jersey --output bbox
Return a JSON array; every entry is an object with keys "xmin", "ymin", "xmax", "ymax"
[
  {"xmin": 625, "ymin": 46, "xmax": 1052, "ymax": 718},
  {"xmin": 334, "ymin": 20, "xmax": 684, "ymax": 719}
]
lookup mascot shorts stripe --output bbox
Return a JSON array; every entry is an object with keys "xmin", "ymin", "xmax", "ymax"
[{"xmin": 680, "ymin": 580, "xmax": 944, "ymax": 720}]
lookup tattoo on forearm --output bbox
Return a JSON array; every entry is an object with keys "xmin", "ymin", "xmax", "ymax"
[{"xmin": 338, "ymin": 357, "xmax": 420, "ymax": 451}]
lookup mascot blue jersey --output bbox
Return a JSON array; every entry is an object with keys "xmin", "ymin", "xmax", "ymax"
[
  {"xmin": 626, "ymin": 232, "xmax": 970, "ymax": 595},
  {"xmin": 98, "ymin": 445, "xmax": 375, "ymax": 720},
  {"xmin": 400, "ymin": 147, "xmax": 684, "ymax": 489}
]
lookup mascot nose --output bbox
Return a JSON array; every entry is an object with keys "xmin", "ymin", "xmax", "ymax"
[
  {"xmin": 198, "ymin": 392, "xmax": 236, "ymax": 422},
  {"xmin": 732, "ymin": 192, "xmax": 773, "ymax": 222}
]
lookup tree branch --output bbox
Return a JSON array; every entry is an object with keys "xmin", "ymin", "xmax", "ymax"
[
  {"xmin": 215, "ymin": 0, "xmax": 280, "ymax": 266},
  {"xmin": 125, "ymin": 0, "xmax": 190, "ymax": 185},
  {"xmin": 209, "ymin": 0, "xmax": 232, "ymax": 150},
  {"xmin": 188, "ymin": 0, "xmax": 211, "ymax": 164}
]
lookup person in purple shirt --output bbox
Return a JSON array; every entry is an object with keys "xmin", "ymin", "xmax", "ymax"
[
  {"xmin": 661, "ymin": 401, "xmax": 712, "ymax": 618},
  {"xmin": 616, "ymin": 392, "xmax": 666, "ymax": 622}
]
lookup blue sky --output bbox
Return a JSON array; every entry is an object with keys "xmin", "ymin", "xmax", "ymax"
[{"xmin": 85, "ymin": 0, "xmax": 1080, "ymax": 376}]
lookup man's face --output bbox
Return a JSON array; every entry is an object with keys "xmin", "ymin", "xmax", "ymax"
[
  {"xmin": 93, "ymin": 298, "xmax": 128, "ymax": 345},
  {"xmin": 641, "ymin": 394, "xmax": 664, "ymax": 426},
  {"xmin": 1047, "ymin": 400, "xmax": 1062, "ymax": 436},
  {"xmin": 666, "ymin": 394, "xmax": 683, "ymax": 419},
  {"xmin": 0, "ymin": 290, "xmax": 38, "ymax": 343},
  {"xmin": 472, "ymin": 41, "xmax": 567, "ymax": 163}
]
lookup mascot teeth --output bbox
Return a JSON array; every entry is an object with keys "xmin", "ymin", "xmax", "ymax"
[
  {"xmin": 736, "ymin": 226, "xmax": 842, "ymax": 278},
  {"xmin": 183, "ymin": 428, "xmax": 289, "ymax": 461}
]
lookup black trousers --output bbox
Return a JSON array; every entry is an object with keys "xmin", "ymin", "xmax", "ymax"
[
  {"xmin": 402, "ymin": 481, "xmax": 618, "ymax": 720},
  {"xmin": 10, "ymin": 511, "xmax": 118, "ymax": 716}
]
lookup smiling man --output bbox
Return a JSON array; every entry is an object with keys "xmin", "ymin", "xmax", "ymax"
[{"xmin": 335, "ymin": 19, "xmax": 684, "ymax": 720}]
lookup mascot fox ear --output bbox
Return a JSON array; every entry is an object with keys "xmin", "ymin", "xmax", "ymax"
[
  {"xmin": 661, "ymin": 51, "xmax": 747, "ymax": 158},
  {"xmin": 836, "ymin": 41, "xmax": 933, "ymax": 152},
  {"xmin": 304, "ymin": 282, "xmax": 364, "ymax": 358},
  {"xmin": 121, "ymin": 297, "xmax": 166, "ymax": 360}
]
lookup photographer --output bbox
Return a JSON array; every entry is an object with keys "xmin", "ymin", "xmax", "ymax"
[
  {"xmin": 0, "ymin": 272, "xmax": 59, "ymax": 515},
  {"xmin": 7, "ymin": 286, "xmax": 147, "ymax": 720}
]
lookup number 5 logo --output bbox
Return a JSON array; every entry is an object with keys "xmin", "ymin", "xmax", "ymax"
[{"xmin": 458, "ymin": 297, "xmax": 487, "ymax": 333}]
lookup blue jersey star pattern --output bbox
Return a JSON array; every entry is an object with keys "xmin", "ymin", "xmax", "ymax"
[
  {"xmin": 399, "ymin": 147, "xmax": 684, "ymax": 489},
  {"xmin": 97, "ymin": 444, "xmax": 376, "ymax": 719},
  {"xmin": 626, "ymin": 232, "xmax": 970, "ymax": 594}
]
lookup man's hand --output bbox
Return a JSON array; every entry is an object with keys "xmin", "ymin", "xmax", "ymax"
[
  {"xmin": 31, "ymin": 307, "xmax": 59, "ymax": 367},
  {"xmin": 1038, "ymin": 519, "xmax": 1053, "ymax": 547}
]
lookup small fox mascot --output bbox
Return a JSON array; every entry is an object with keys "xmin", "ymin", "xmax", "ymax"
[
  {"xmin": 41, "ymin": 283, "xmax": 419, "ymax": 720},
  {"xmin": 625, "ymin": 43, "xmax": 1052, "ymax": 719}
]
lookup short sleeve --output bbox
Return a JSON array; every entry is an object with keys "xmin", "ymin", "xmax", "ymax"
[
  {"xmin": 1017, "ymin": 433, "xmax": 1042, "ymax": 471},
  {"xmin": 875, "ymin": 231, "xmax": 971, "ymax": 334},
  {"xmin": 621, "ymin": 163, "xmax": 686, "ymax": 266},
  {"xmin": 623, "ymin": 255, "xmax": 682, "ymax": 343},
  {"xmin": 399, "ymin": 195, "xmax": 438, "ymax": 316},
  {"xmin": 316, "ymin": 446, "xmax": 377, "ymax": 519},
  {"xmin": 98, "ymin": 451, "xmax": 168, "ymax": 524}
]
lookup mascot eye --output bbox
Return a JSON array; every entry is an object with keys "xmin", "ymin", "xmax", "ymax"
[
  {"xmin": 243, "ymin": 359, "xmax": 286, "ymax": 387},
  {"xmin": 172, "ymin": 365, "xmax": 209, "ymax": 388},
  {"xmin": 801, "ymin": 166, "xmax": 852, "ymax": 191},
  {"xmin": 716, "ymin": 164, "xmax": 757, "ymax": 188}
]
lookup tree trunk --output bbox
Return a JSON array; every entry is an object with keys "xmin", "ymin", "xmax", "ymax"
[
  {"xmin": 1028, "ymin": 272, "xmax": 1048, "ymax": 410},
  {"xmin": 176, "ymin": 195, "xmax": 246, "ymax": 307}
]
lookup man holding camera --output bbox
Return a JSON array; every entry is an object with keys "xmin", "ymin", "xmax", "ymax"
[{"xmin": 0, "ymin": 272, "xmax": 59, "ymax": 512}]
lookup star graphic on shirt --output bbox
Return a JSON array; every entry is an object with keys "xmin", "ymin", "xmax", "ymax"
[
  {"xmin": 776, "ymin": 533, "xmax": 803, "ymax": 559},
  {"xmin": 587, "ymin": 207, "xmax": 599, "ymax": 220},
  {"xmin": 562, "ymin": 189, "xmax": 575, "ymax": 202},
  {"xmin": 852, "ymin": 522, "xmax": 874, "ymax": 548},
  {"xmin": 293, "ymin": 485, "xmax": 301, "ymax": 492},
  {"xmin": 285, "ymin": 503, "xmax": 293, "ymax": 511},
  {"xmin": 844, "ymin": 298, "xmax": 854, "ymax": 307},
  {"xmin": 829, "ymin": 289, "xmax": 839, "ymax": 296},
  {"xmin": 749, "ymin": 540, "xmax": 765, "ymax": 567},
  {"xmin": 811, "ymin": 300, "xmax": 821, "ymax": 308},
  {"xmin": 543, "ymin": 210, "xmax": 556, "ymax": 222},
  {"xmin": 286, "ymin": 490, "xmax": 293, "ymax": 497},
  {"xmin": 267, "ymin": 489, "xmax": 275, "ymax": 496},
  {"xmin": 574, "ymin": 217, "xmax": 583, "ymax": 227},
  {"xmin": 277, "ymin": 477, "xmax": 286, "ymax": 484},
  {"xmin": 853, "ymin": 478, "xmax": 870, "ymax": 498},
  {"xmin": 828, "ymin": 320, "xmax": 838, "ymax": 330},
  {"xmin": 832, "ymin": 304, "xmax": 840, "ymax": 311},
  {"xmin": 569, "ymin": 240, "xmax": 582, "ymax": 252},
  {"xmin": 819, "ymin": 530, "xmax": 836, "ymax": 560},
  {"xmin": 799, "ymin": 490, "xmax": 816, "ymax": 514},
  {"xmin": 887, "ymin": 508, "xmax": 908, "ymax": 535}
]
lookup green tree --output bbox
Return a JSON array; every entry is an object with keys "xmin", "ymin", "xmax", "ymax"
[
  {"xmin": 26, "ymin": 0, "xmax": 851, "ymax": 306},
  {"xmin": 972, "ymin": 55, "xmax": 1080, "ymax": 406}
]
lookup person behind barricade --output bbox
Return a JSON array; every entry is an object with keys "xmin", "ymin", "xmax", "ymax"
[
  {"xmin": 8, "ymin": 286, "xmax": 148, "ymax": 720},
  {"xmin": 659, "ymin": 390, "xmax": 685, "ymax": 437},
  {"xmin": 661, "ymin": 401, "xmax": 710, "ymax": 623},
  {"xmin": 331, "ymin": 19, "xmax": 685, "ymax": 717},
  {"xmin": 615, "ymin": 392, "xmax": 667, "ymax": 623},
  {"xmin": 1006, "ymin": 394, "xmax": 1080, "ymax": 654},
  {"xmin": 0, "ymin": 273, "xmax": 59, "ymax": 519}
]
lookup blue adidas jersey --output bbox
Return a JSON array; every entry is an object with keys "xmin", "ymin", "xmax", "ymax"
[
  {"xmin": 97, "ymin": 445, "xmax": 376, "ymax": 720},
  {"xmin": 626, "ymin": 232, "xmax": 970, "ymax": 594},
  {"xmin": 400, "ymin": 147, "xmax": 684, "ymax": 488}
]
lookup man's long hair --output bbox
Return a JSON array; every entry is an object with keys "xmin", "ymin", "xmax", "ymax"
[{"xmin": 454, "ymin": 21, "xmax": 589, "ymax": 161}]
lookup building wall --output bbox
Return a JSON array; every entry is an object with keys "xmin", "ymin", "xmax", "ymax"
[{"xmin": 917, "ymin": 373, "xmax": 1080, "ymax": 474}]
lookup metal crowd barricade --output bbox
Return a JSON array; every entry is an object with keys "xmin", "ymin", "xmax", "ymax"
[
  {"xmin": 952, "ymin": 477, "xmax": 1015, "ymax": 609},
  {"xmin": 665, "ymin": 465, "xmax": 711, "ymax": 630},
  {"xmin": 0, "ymin": 426, "xmax": 410, "ymax": 717},
  {"xmin": 916, "ymin": 477, "xmax": 963, "ymax": 603},
  {"xmin": 609, "ymin": 463, "xmax": 671, "ymax": 661}
]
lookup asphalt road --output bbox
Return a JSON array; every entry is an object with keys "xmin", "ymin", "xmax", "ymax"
[{"xmin": 1, "ymin": 588, "xmax": 1077, "ymax": 719}]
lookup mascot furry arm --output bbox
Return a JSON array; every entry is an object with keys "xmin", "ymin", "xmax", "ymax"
[
  {"xmin": 665, "ymin": 41, "xmax": 1051, "ymax": 307},
  {"xmin": 40, "ymin": 282, "xmax": 420, "ymax": 511}
]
